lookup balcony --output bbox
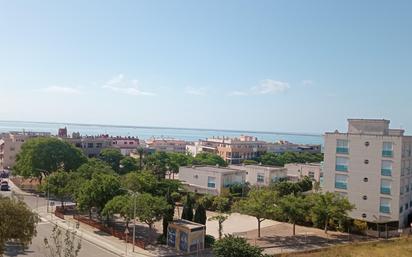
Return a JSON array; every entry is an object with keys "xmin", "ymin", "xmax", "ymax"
[
  {"xmin": 380, "ymin": 206, "xmax": 390, "ymax": 214},
  {"xmin": 336, "ymin": 147, "xmax": 349, "ymax": 154},
  {"xmin": 381, "ymin": 169, "xmax": 392, "ymax": 177},
  {"xmin": 382, "ymin": 150, "xmax": 393, "ymax": 158},
  {"xmin": 335, "ymin": 181, "xmax": 347, "ymax": 190},
  {"xmin": 380, "ymin": 187, "xmax": 391, "ymax": 195},
  {"xmin": 336, "ymin": 165, "xmax": 348, "ymax": 172}
]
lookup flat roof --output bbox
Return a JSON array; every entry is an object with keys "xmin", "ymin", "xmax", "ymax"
[
  {"xmin": 170, "ymin": 219, "xmax": 206, "ymax": 229},
  {"xmin": 183, "ymin": 165, "xmax": 242, "ymax": 173}
]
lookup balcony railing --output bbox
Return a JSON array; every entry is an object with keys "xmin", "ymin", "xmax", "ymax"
[
  {"xmin": 336, "ymin": 147, "xmax": 349, "ymax": 154},
  {"xmin": 382, "ymin": 150, "xmax": 393, "ymax": 158},
  {"xmin": 335, "ymin": 181, "xmax": 347, "ymax": 190},
  {"xmin": 380, "ymin": 206, "xmax": 390, "ymax": 214},
  {"xmin": 381, "ymin": 169, "xmax": 392, "ymax": 177},
  {"xmin": 380, "ymin": 187, "xmax": 391, "ymax": 195},
  {"xmin": 336, "ymin": 165, "xmax": 348, "ymax": 172}
]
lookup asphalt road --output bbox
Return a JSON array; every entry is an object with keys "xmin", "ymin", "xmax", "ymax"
[{"xmin": 1, "ymin": 184, "xmax": 119, "ymax": 257}]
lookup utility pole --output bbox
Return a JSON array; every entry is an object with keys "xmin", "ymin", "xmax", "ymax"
[{"xmin": 132, "ymin": 193, "xmax": 136, "ymax": 252}]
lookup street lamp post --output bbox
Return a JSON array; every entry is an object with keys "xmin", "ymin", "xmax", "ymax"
[{"xmin": 132, "ymin": 194, "xmax": 136, "ymax": 252}]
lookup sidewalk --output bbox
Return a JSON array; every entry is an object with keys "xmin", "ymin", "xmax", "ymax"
[{"xmin": 36, "ymin": 205, "xmax": 154, "ymax": 257}]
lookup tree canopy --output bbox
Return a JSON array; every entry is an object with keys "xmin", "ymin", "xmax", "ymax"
[
  {"xmin": 277, "ymin": 194, "xmax": 309, "ymax": 235},
  {"xmin": 119, "ymin": 157, "xmax": 138, "ymax": 174},
  {"xmin": 256, "ymin": 152, "xmax": 323, "ymax": 166},
  {"xmin": 76, "ymin": 158, "xmax": 115, "ymax": 179},
  {"xmin": 14, "ymin": 137, "xmax": 87, "ymax": 179},
  {"xmin": 77, "ymin": 173, "xmax": 123, "ymax": 215},
  {"xmin": 135, "ymin": 193, "xmax": 170, "ymax": 229},
  {"xmin": 234, "ymin": 188, "xmax": 278, "ymax": 237},
  {"xmin": 102, "ymin": 195, "xmax": 133, "ymax": 226},
  {"xmin": 121, "ymin": 171, "xmax": 157, "ymax": 194},
  {"xmin": 212, "ymin": 235, "xmax": 265, "ymax": 257},
  {"xmin": 98, "ymin": 148, "xmax": 124, "ymax": 173},
  {"xmin": 0, "ymin": 196, "xmax": 39, "ymax": 255}
]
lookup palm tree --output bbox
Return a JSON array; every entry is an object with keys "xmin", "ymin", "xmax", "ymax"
[{"xmin": 137, "ymin": 147, "xmax": 144, "ymax": 170}]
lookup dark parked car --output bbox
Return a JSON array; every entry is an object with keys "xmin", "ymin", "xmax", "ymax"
[{"xmin": 0, "ymin": 181, "xmax": 9, "ymax": 191}]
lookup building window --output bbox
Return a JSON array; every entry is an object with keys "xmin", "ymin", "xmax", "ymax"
[
  {"xmin": 380, "ymin": 198, "xmax": 391, "ymax": 214},
  {"xmin": 364, "ymin": 160, "xmax": 369, "ymax": 164},
  {"xmin": 362, "ymin": 213, "xmax": 367, "ymax": 218},
  {"xmin": 405, "ymin": 203, "xmax": 409, "ymax": 210},
  {"xmin": 257, "ymin": 173, "xmax": 264, "ymax": 183},
  {"xmin": 207, "ymin": 177, "xmax": 216, "ymax": 188},
  {"xmin": 400, "ymin": 206, "xmax": 403, "ymax": 214},
  {"xmin": 380, "ymin": 179, "xmax": 391, "ymax": 195},
  {"xmin": 336, "ymin": 157, "xmax": 349, "ymax": 172},
  {"xmin": 363, "ymin": 177, "xmax": 368, "ymax": 182},
  {"xmin": 363, "ymin": 195, "xmax": 368, "ymax": 200},
  {"xmin": 336, "ymin": 139, "xmax": 349, "ymax": 154},
  {"xmin": 382, "ymin": 142, "xmax": 393, "ymax": 157},
  {"xmin": 335, "ymin": 174, "xmax": 348, "ymax": 190},
  {"xmin": 365, "ymin": 141, "xmax": 370, "ymax": 147},
  {"xmin": 87, "ymin": 143, "xmax": 94, "ymax": 148},
  {"xmin": 381, "ymin": 160, "xmax": 392, "ymax": 177},
  {"xmin": 308, "ymin": 171, "xmax": 315, "ymax": 179},
  {"xmin": 96, "ymin": 143, "xmax": 102, "ymax": 148}
]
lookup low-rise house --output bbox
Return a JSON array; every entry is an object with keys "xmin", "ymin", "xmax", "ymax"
[
  {"xmin": 111, "ymin": 137, "xmax": 140, "ymax": 156},
  {"xmin": 179, "ymin": 166, "xmax": 246, "ymax": 195},
  {"xmin": 64, "ymin": 134, "xmax": 112, "ymax": 158},
  {"xmin": 146, "ymin": 137, "xmax": 187, "ymax": 153},
  {"xmin": 285, "ymin": 163, "xmax": 323, "ymax": 183},
  {"xmin": 230, "ymin": 164, "xmax": 287, "ymax": 186}
]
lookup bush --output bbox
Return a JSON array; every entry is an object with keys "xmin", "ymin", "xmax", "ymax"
[
  {"xmin": 213, "ymin": 235, "xmax": 265, "ymax": 257},
  {"xmin": 157, "ymin": 234, "xmax": 166, "ymax": 245},
  {"xmin": 353, "ymin": 219, "xmax": 368, "ymax": 233},
  {"xmin": 205, "ymin": 234, "xmax": 216, "ymax": 248}
]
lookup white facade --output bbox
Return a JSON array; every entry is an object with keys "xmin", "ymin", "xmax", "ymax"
[
  {"xmin": 230, "ymin": 164, "xmax": 287, "ymax": 186},
  {"xmin": 323, "ymin": 119, "xmax": 412, "ymax": 228},
  {"xmin": 285, "ymin": 163, "xmax": 323, "ymax": 183},
  {"xmin": 179, "ymin": 166, "xmax": 246, "ymax": 195}
]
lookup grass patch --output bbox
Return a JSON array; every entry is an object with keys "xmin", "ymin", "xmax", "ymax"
[{"xmin": 282, "ymin": 237, "xmax": 412, "ymax": 257}]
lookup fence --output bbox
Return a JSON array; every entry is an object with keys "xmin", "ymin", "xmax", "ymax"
[
  {"xmin": 54, "ymin": 207, "xmax": 65, "ymax": 220},
  {"xmin": 73, "ymin": 214, "xmax": 145, "ymax": 249}
]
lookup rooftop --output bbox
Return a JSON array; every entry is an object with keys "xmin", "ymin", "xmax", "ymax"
[{"xmin": 183, "ymin": 165, "xmax": 243, "ymax": 173}]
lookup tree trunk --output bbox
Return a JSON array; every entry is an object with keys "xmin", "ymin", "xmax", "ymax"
[
  {"xmin": 89, "ymin": 209, "xmax": 92, "ymax": 219},
  {"xmin": 218, "ymin": 221, "xmax": 223, "ymax": 239},
  {"xmin": 324, "ymin": 220, "xmax": 328, "ymax": 234},
  {"xmin": 257, "ymin": 219, "xmax": 261, "ymax": 238},
  {"xmin": 293, "ymin": 222, "xmax": 296, "ymax": 236}
]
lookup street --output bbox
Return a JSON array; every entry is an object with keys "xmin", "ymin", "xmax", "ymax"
[{"xmin": 1, "ymin": 183, "xmax": 120, "ymax": 257}]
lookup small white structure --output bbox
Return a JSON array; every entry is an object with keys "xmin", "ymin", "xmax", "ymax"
[{"xmin": 179, "ymin": 166, "xmax": 246, "ymax": 195}]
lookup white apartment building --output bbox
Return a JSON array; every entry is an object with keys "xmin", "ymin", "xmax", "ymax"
[
  {"xmin": 230, "ymin": 164, "xmax": 287, "ymax": 186},
  {"xmin": 0, "ymin": 131, "xmax": 51, "ymax": 169},
  {"xmin": 285, "ymin": 163, "xmax": 323, "ymax": 183},
  {"xmin": 323, "ymin": 119, "xmax": 412, "ymax": 228},
  {"xmin": 179, "ymin": 166, "xmax": 246, "ymax": 195}
]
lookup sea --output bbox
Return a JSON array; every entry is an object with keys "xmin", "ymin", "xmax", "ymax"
[{"xmin": 0, "ymin": 121, "xmax": 323, "ymax": 145}]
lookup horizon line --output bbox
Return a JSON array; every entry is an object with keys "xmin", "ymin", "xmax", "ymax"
[{"xmin": 0, "ymin": 120, "xmax": 323, "ymax": 138}]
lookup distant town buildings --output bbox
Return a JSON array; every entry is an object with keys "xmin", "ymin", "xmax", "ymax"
[
  {"xmin": 111, "ymin": 137, "xmax": 140, "ymax": 156},
  {"xmin": 179, "ymin": 166, "xmax": 246, "ymax": 195},
  {"xmin": 266, "ymin": 140, "xmax": 321, "ymax": 154},
  {"xmin": 145, "ymin": 137, "xmax": 187, "ymax": 153},
  {"xmin": 0, "ymin": 131, "xmax": 51, "ymax": 169},
  {"xmin": 323, "ymin": 119, "xmax": 412, "ymax": 228}
]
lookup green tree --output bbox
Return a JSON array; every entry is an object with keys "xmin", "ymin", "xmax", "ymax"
[
  {"xmin": 234, "ymin": 188, "xmax": 278, "ymax": 238},
  {"xmin": 14, "ymin": 137, "xmax": 87, "ymax": 181},
  {"xmin": 42, "ymin": 170, "xmax": 75, "ymax": 208},
  {"xmin": 208, "ymin": 214, "xmax": 228, "ymax": 240},
  {"xmin": 136, "ymin": 147, "xmax": 145, "ymax": 170},
  {"xmin": 77, "ymin": 173, "xmax": 123, "ymax": 217},
  {"xmin": 144, "ymin": 152, "xmax": 170, "ymax": 179},
  {"xmin": 162, "ymin": 191, "xmax": 175, "ymax": 237},
  {"xmin": 121, "ymin": 171, "xmax": 157, "ymax": 194},
  {"xmin": 181, "ymin": 194, "xmax": 195, "ymax": 221},
  {"xmin": 99, "ymin": 148, "xmax": 124, "ymax": 173},
  {"xmin": 43, "ymin": 224, "xmax": 82, "ymax": 257},
  {"xmin": 212, "ymin": 235, "xmax": 265, "ymax": 257},
  {"xmin": 120, "ymin": 157, "xmax": 138, "ymax": 174},
  {"xmin": 277, "ymin": 194, "xmax": 308, "ymax": 235},
  {"xmin": 0, "ymin": 196, "xmax": 39, "ymax": 255},
  {"xmin": 191, "ymin": 153, "xmax": 227, "ymax": 167},
  {"xmin": 102, "ymin": 195, "xmax": 133, "ymax": 228},
  {"xmin": 135, "ymin": 193, "xmax": 170, "ymax": 230},
  {"xmin": 194, "ymin": 202, "xmax": 207, "ymax": 225},
  {"xmin": 76, "ymin": 158, "xmax": 115, "ymax": 179},
  {"xmin": 308, "ymin": 192, "xmax": 354, "ymax": 233}
]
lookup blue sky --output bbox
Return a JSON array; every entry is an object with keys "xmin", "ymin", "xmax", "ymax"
[{"xmin": 0, "ymin": 0, "xmax": 411, "ymax": 134}]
